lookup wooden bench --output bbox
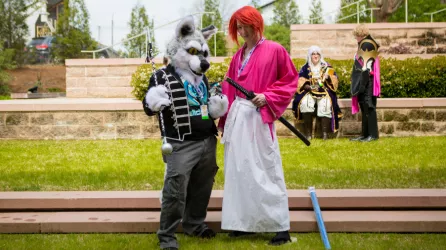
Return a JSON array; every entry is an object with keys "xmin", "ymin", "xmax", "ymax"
[{"xmin": 1, "ymin": 189, "xmax": 445, "ymax": 233}]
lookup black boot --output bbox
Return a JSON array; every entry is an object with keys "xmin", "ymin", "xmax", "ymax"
[
  {"xmin": 269, "ymin": 231, "xmax": 292, "ymax": 246},
  {"xmin": 302, "ymin": 113, "xmax": 313, "ymax": 141},
  {"xmin": 198, "ymin": 228, "xmax": 216, "ymax": 239},
  {"xmin": 350, "ymin": 102, "xmax": 368, "ymax": 141},
  {"xmin": 321, "ymin": 117, "xmax": 331, "ymax": 140},
  {"xmin": 228, "ymin": 230, "xmax": 256, "ymax": 237}
]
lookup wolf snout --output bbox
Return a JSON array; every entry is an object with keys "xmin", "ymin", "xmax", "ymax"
[{"xmin": 200, "ymin": 60, "xmax": 210, "ymax": 72}]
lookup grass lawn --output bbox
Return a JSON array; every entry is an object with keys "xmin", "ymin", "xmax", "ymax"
[
  {"xmin": 0, "ymin": 137, "xmax": 445, "ymax": 191},
  {"xmin": 0, "ymin": 233, "xmax": 445, "ymax": 250},
  {"xmin": 0, "ymin": 137, "xmax": 445, "ymax": 249}
]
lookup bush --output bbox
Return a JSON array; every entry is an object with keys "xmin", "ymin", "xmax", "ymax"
[
  {"xmin": 130, "ymin": 56, "xmax": 446, "ymax": 100},
  {"xmin": 130, "ymin": 64, "xmax": 158, "ymax": 101},
  {"xmin": 130, "ymin": 60, "xmax": 230, "ymax": 101}
]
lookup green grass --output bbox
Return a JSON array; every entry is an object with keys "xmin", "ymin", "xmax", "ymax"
[
  {"xmin": 0, "ymin": 233, "xmax": 445, "ymax": 250},
  {"xmin": 0, "ymin": 95, "xmax": 10, "ymax": 100},
  {"xmin": 0, "ymin": 137, "xmax": 445, "ymax": 191},
  {"xmin": 0, "ymin": 137, "xmax": 445, "ymax": 249}
]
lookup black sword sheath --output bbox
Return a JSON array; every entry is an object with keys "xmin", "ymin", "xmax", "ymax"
[{"xmin": 225, "ymin": 77, "xmax": 310, "ymax": 146}]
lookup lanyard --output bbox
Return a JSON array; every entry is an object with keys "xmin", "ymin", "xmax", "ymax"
[
  {"xmin": 238, "ymin": 37, "xmax": 265, "ymax": 77},
  {"xmin": 192, "ymin": 84, "xmax": 205, "ymax": 105}
]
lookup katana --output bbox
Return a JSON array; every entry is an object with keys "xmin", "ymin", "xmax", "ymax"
[{"xmin": 225, "ymin": 77, "xmax": 310, "ymax": 146}]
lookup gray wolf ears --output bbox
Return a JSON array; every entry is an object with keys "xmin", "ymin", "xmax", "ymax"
[
  {"xmin": 175, "ymin": 15, "xmax": 218, "ymax": 41},
  {"xmin": 175, "ymin": 15, "xmax": 195, "ymax": 39},
  {"xmin": 202, "ymin": 25, "xmax": 218, "ymax": 41}
]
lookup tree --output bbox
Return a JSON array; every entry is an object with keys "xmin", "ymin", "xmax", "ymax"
[
  {"xmin": 249, "ymin": 0, "xmax": 262, "ymax": 13},
  {"xmin": 264, "ymin": 24, "xmax": 291, "ymax": 52},
  {"xmin": 125, "ymin": 3, "xmax": 158, "ymax": 58},
  {"xmin": 0, "ymin": 0, "xmax": 43, "ymax": 48},
  {"xmin": 336, "ymin": 0, "xmax": 369, "ymax": 23},
  {"xmin": 0, "ymin": 0, "xmax": 45, "ymax": 65},
  {"xmin": 367, "ymin": 0, "xmax": 404, "ymax": 22},
  {"xmin": 387, "ymin": 0, "xmax": 446, "ymax": 22},
  {"xmin": 272, "ymin": 0, "xmax": 303, "ymax": 27},
  {"xmin": 202, "ymin": 0, "xmax": 226, "ymax": 56},
  {"xmin": 53, "ymin": 0, "xmax": 96, "ymax": 60},
  {"xmin": 309, "ymin": 0, "xmax": 324, "ymax": 24}
]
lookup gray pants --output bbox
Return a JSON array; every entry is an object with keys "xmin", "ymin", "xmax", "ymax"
[{"xmin": 157, "ymin": 136, "xmax": 218, "ymax": 249}]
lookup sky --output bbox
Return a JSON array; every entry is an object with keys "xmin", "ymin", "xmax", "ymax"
[{"xmin": 27, "ymin": 0, "xmax": 341, "ymax": 57}]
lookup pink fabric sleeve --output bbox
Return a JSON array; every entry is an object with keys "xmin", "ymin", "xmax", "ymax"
[
  {"xmin": 373, "ymin": 56, "xmax": 381, "ymax": 97},
  {"xmin": 261, "ymin": 47, "xmax": 299, "ymax": 123},
  {"xmin": 351, "ymin": 96, "xmax": 359, "ymax": 114}
]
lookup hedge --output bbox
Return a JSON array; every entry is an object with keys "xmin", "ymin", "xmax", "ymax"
[{"xmin": 131, "ymin": 56, "xmax": 446, "ymax": 101}]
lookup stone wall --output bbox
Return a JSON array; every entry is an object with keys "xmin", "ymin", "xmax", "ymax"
[
  {"xmin": 1, "ymin": 98, "xmax": 445, "ymax": 140},
  {"xmin": 65, "ymin": 57, "xmax": 228, "ymax": 98},
  {"xmin": 0, "ymin": 111, "xmax": 159, "ymax": 140},
  {"xmin": 290, "ymin": 23, "xmax": 446, "ymax": 58},
  {"xmin": 65, "ymin": 59, "xmax": 144, "ymax": 98}
]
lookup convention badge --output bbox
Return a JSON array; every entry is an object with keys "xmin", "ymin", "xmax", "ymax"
[{"xmin": 201, "ymin": 105, "xmax": 209, "ymax": 120}]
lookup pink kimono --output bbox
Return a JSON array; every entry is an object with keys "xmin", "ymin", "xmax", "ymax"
[
  {"xmin": 218, "ymin": 40, "xmax": 299, "ymax": 133},
  {"xmin": 219, "ymin": 40, "xmax": 298, "ymax": 232}
]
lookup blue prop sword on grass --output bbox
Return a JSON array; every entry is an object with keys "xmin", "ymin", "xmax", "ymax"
[{"xmin": 309, "ymin": 186, "xmax": 331, "ymax": 250}]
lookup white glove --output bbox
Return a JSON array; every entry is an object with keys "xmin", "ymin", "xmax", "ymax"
[
  {"xmin": 366, "ymin": 60, "xmax": 373, "ymax": 71},
  {"xmin": 208, "ymin": 94, "xmax": 229, "ymax": 118},
  {"xmin": 145, "ymin": 85, "xmax": 171, "ymax": 112}
]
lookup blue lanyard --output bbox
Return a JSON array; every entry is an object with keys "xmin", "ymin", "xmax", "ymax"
[{"xmin": 238, "ymin": 37, "xmax": 265, "ymax": 77}]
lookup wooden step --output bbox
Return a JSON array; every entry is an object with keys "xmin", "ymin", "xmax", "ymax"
[
  {"xmin": 1, "ymin": 189, "xmax": 445, "ymax": 211},
  {"xmin": 1, "ymin": 210, "xmax": 445, "ymax": 233}
]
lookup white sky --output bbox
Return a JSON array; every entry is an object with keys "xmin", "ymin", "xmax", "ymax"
[{"xmin": 27, "ymin": 0, "xmax": 341, "ymax": 57}]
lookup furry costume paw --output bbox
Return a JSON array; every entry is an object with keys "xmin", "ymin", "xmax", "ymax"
[
  {"xmin": 208, "ymin": 94, "xmax": 228, "ymax": 118},
  {"xmin": 145, "ymin": 85, "xmax": 171, "ymax": 112}
]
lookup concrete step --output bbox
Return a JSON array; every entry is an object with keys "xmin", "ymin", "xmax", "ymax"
[
  {"xmin": 1, "ymin": 189, "xmax": 445, "ymax": 211},
  {"xmin": 1, "ymin": 210, "xmax": 445, "ymax": 233}
]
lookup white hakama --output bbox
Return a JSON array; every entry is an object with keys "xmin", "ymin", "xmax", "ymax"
[{"xmin": 221, "ymin": 97, "xmax": 290, "ymax": 232}]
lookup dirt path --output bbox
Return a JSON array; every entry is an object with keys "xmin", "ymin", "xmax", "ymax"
[{"xmin": 6, "ymin": 65, "xmax": 66, "ymax": 93}]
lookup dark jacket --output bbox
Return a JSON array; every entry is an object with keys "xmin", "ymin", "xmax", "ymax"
[{"xmin": 142, "ymin": 64, "xmax": 218, "ymax": 141}]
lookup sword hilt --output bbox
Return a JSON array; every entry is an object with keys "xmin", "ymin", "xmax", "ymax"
[{"xmin": 225, "ymin": 77, "xmax": 255, "ymax": 100}]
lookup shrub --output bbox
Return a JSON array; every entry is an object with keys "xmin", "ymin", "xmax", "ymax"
[
  {"xmin": 130, "ymin": 56, "xmax": 446, "ymax": 100},
  {"xmin": 130, "ymin": 64, "xmax": 158, "ymax": 101}
]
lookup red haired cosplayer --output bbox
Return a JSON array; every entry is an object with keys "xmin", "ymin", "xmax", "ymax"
[{"xmin": 218, "ymin": 6, "xmax": 298, "ymax": 246}]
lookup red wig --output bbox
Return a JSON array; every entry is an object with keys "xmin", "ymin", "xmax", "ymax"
[{"xmin": 228, "ymin": 6, "xmax": 264, "ymax": 46}]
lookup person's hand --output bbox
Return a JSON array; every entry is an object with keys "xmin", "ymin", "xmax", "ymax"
[
  {"xmin": 251, "ymin": 93, "xmax": 267, "ymax": 107},
  {"xmin": 323, "ymin": 73, "xmax": 328, "ymax": 82},
  {"xmin": 303, "ymin": 84, "xmax": 312, "ymax": 91}
]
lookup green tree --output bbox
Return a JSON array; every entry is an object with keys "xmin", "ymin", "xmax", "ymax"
[
  {"xmin": 249, "ymin": 0, "xmax": 262, "ymax": 13},
  {"xmin": 264, "ymin": 23, "xmax": 291, "ymax": 52},
  {"xmin": 0, "ymin": 0, "xmax": 44, "ymax": 65},
  {"xmin": 336, "ymin": 0, "xmax": 369, "ymax": 24},
  {"xmin": 272, "ymin": 0, "xmax": 303, "ymax": 27},
  {"xmin": 125, "ymin": 3, "xmax": 158, "ymax": 58},
  {"xmin": 202, "ymin": 0, "xmax": 226, "ymax": 56},
  {"xmin": 53, "ymin": 0, "xmax": 96, "ymax": 61},
  {"xmin": 367, "ymin": 0, "xmax": 404, "ymax": 22},
  {"xmin": 309, "ymin": 0, "xmax": 324, "ymax": 24},
  {"xmin": 388, "ymin": 0, "xmax": 446, "ymax": 22}
]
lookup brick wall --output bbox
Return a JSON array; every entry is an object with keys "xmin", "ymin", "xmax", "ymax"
[
  {"xmin": 290, "ymin": 23, "xmax": 446, "ymax": 58},
  {"xmin": 65, "ymin": 57, "xmax": 228, "ymax": 98},
  {"xmin": 1, "ymin": 98, "xmax": 445, "ymax": 140}
]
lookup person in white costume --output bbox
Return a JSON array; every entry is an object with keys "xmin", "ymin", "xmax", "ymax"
[{"xmin": 217, "ymin": 6, "xmax": 299, "ymax": 246}]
